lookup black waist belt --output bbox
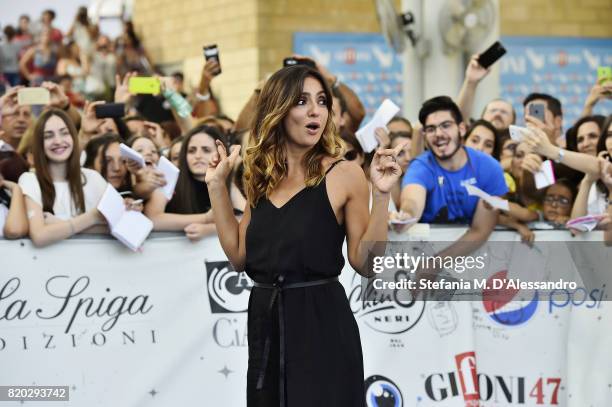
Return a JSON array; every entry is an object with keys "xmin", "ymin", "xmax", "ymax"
[{"xmin": 252, "ymin": 275, "xmax": 339, "ymax": 407}]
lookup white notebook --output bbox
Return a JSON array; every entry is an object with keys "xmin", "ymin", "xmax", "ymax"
[
  {"xmin": 157, "ymin": 156, "xmax": 180, "ymax": 200},
  {"xmin": 97, "ymin": 184, "xmax": 153, "ymax": 251}
]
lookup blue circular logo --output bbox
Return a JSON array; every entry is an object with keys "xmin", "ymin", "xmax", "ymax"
[{"xmin": 365, "ymin": 375, "xmax": 403, "ymax": 407}]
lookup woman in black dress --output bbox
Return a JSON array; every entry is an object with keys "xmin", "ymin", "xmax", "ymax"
[{"xmin": 205, "ymin": 65, "xmax": 402, "ymax": 407}]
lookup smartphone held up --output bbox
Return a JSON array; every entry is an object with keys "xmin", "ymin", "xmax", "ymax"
[
  {"xmin": 477, "ymin": 41, "xmax": 507, "ymax": 69},
  {"xmin": 203, "ymin": 45, "xmax": 221, "ymax": 75},
  {"xmin": 17, "ymin": 87, "xmax": 50, "ymax": 105},
  {"xmin": 128, "ymin": 77, "xmax": 161, "ymax": 95},
  {"xmin": 283, "ymin": 57, "xmax": 316, "ymax": 69},
  {"xmin": 94, "ymin": 103, "xmax": 126, "ymax": 119}
]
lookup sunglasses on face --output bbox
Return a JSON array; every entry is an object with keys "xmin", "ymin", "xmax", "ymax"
[{"xmin": 344, "ymin": 150, "xmax": 359, "ymax": 161}]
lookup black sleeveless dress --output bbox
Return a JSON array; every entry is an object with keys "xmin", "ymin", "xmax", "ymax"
[{"xmin": 245, "ymin": 161, "xmax": 365, "ymax": 407}]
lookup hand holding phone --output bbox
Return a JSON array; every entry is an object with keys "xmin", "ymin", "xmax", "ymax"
[
  {"xmin": 203, "ymin": 45, "xmax": 221, "ymax": 75},
  {"xmin": 477, "ymin": 41, "xmax": 507, "ymax": 69}
]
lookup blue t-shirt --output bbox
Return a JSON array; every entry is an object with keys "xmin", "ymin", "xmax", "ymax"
[{"xmin": 401, "ymin": 147, "xmax": 508, "ymax": 224}]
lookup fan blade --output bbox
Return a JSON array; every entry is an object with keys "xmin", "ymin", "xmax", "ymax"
[
  {"xmin": 448, "ymin": 0, "xmax": 467, "ymax": 17},
  {"xmin": 445, "ymin": 23, "xmax": 468, "ymax": 48}
]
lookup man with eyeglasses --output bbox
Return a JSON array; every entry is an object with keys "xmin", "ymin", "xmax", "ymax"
[{"xmin": 399, "ymin": 96, "xmax": 507, "ymax": 242}]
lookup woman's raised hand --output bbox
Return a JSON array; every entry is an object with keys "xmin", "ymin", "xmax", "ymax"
[
  {"xmin": 370, "ymin": 143, "xmax": 403, "ymax": 194},
  {"xmin": 205, "ymin": 140, "xmax": 241, "ymax": 188}
]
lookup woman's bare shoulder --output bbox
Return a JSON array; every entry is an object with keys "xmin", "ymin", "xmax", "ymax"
[{"xmin": 325, "ymin": 158, "xmax": 367, "ymax": 189}]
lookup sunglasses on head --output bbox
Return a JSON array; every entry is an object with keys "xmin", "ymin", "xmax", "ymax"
[
  {"xmin": 344, "ymin": 150, "xmax": 359, "ymax": 161},
  {"xmin": 389, "ymin": 131, "xmax": 412, "ymax": 139}
]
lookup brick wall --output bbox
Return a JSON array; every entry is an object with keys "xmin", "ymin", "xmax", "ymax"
[
  {"xmin": 132, "ymin": 0, "xmax": 260, "ymax": 119},
  {"xmin": 500, "ymin": 0, "xmax": 612, "ymax": 37},
  {"xmin": 132, "ymin": 0, "xmax": 612, "ymax": 118}
]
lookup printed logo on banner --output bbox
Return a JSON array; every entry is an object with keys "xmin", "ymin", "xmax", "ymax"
[
  {"xmin": 455, "ymin": 352, "xmax": 479, "ymax": 405},
  {"xmin": 422, "ymin": 351, "xmax": 563, "ymax": 405},
  {"xmin": 0, "ymin": 275, "xmax": 156, "ymax": 351},
  {"xmin": 348, "ymin": 272, "xmax": 425, "ymax": 337},
  {"xmin": 481, "ymin": 270, "xmax": 538, "ymax": 327},
  {"xmin": 427, "ymin": 301, "xmax": 458, "ymax": 337},
  {"xmin": 205, "ymin": 261, "xmax": 252, "ymax": 313},
  {"xmin": 364, "ymin": 375, "xmax": 403, "ymax": 407},
  {"xmin": 548, "ymin": 285, "xmax": 606, "ymax": 315}
]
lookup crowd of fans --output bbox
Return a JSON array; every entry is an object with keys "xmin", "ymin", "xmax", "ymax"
[{"xmin": 1, "ymin": 7, "xmax": 611, "ymax": 248}]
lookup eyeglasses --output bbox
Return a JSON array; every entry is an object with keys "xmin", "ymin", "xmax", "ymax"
[
  {"xmin": 344, "ymin": 150, "xmax": 359, "ymax": 161},
  {"xmin": 423, "ymin": 121, "xmax": 456, "ymax": 136},
  {"xmin": 543, "ymin": 195, "xmax": 570, "ymax": 206}
]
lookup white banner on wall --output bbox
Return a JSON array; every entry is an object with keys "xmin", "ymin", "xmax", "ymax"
[{"xmin": 0, "ymin": 230, "xmax": 610, "ymax": 406}]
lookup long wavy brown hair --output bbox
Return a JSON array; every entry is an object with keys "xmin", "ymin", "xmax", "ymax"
[
  {"xmin": 243, "ymin": 65, "xmax": 343, "ymax": 207},
  {"xmin": 31, "ymin": 109, "xmax": 85, "ymax": 214}
]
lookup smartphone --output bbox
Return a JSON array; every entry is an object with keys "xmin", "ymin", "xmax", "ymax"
[
  {"xmin": 17, "ymin": 87, "xmax": 50, "ymax": 105},
  {"xmin": 597, "ymin": 66, "xmax": 612, "ymax": 85},
  {"xmin": 128, "ymin": 77, "xmax": 160, "ymax": 94},
  {"xmin": 283, "ymin": 57, "xmax": 316, "ymax": 69},
  {"xmin": 528, "ymin": 102, "xmax": 546, "ymax": 123},
  {"xmin": 94, "ymin": 103, "xmax": 125, "ymax": 119},
  {"xmin": 477, "ymin": 41, "xmax": 507, "ymax": 69},
  {"xmin": 203, "ymin": 44, "xmax": 221, "ymax": 75}
]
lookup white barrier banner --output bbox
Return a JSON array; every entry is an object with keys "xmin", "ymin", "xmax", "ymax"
[{"xmin": 0, "ymin": 230, "xmax": 610, "ymax": 406}]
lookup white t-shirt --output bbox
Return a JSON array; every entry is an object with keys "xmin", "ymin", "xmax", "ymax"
[
  {"xmin": 18, "ymin": 168, "xmax": 108, "ymax": 220},
  {"xmin": 587, "ymin": 183, "xmax": 607, "ymax": 216}
]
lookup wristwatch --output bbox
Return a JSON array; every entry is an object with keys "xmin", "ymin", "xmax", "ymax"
[{"xmin": 554, "ymin": 147, "xmax": 565, "ymax": 164}]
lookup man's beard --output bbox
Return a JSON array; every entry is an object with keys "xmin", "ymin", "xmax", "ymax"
[{"xmin": 428, "ymin": 134, "xmax": 462, "ymax": 161}]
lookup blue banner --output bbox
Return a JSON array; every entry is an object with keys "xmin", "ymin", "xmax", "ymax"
[
  {"xmin": 294, "ymin": 32, "xmax": 404, "ymax": 123},
  {"xmin": 500, "ymin": 36, "xmax": 612, "ymax": 129}
]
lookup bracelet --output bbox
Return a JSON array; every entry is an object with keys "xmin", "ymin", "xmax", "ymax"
[{"xmin": 195, "ymin": 92, "xmax": 211, "ymax": 101}]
